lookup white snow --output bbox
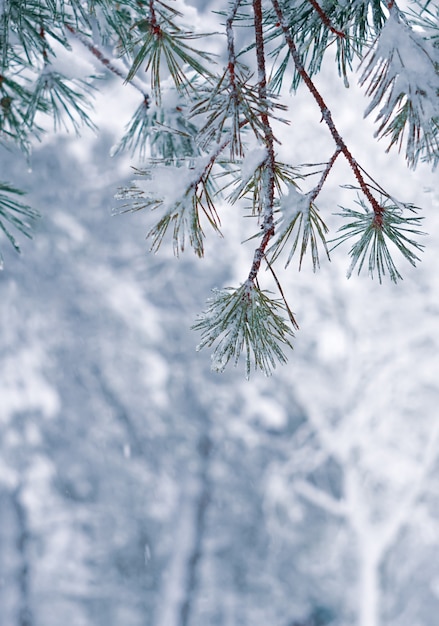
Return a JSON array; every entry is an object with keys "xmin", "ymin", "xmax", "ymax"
[
  {"xmin": 45, "ymin": 34, "xmax": 98, "ymax": 82},
  {"xmin": 92, "ymin": 266, "xmax": 164, "ymax": 342},
  {"xmin": 240, "ymin": 147, "xmax": 268, "ymax": 182},
  {"xmin": 279, "ymin": 183, "xmax": 310, "ymax": 220},
  {"xmin": 0, "ymin": 346, "xmax": 60, "ymax": 422},
  {"xmin": 362, "ymin": 10, "xmax": 439, "ymax": 127},
  {"xmin": 135, "ymin": 157, "xmax": 210, "ymax": 210}
]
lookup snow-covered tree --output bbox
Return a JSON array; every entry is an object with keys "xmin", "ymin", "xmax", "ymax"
[
  {"xmin": 263, "ymin": 252, "xmax": 439, "ymax": 626},
  {"xmin": 1, "ymin": 0, "xmax": 438, "ymax": 375},
  {"xmin": 1, "ymin": 66, "xmax": 438, "ymax": 626}
]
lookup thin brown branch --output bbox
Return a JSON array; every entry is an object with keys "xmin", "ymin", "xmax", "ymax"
[
  {"xmin": 271, "ymin": 0, "xmax": 384, "ymax": 226},
  {"xmin": 248, "ymin": 0, "xmax": 276, "ymax": 283},
  {"xmin": 307, "ymin": 0, "xmax": 346, "ymax": 38},
  {"xmin": 65, "ymin": 24, "xmax": 148, "ymax": 99},
  {"xmin": 309, "ymin": 147, "xmax": 342, "ymax": 204},
  {"xmin": 226, "ymin": 0, "xmax": 243, "ymax": 73},
  {"xmin": 148, "ymin": 0, "xmax": 161, "ymax": 35},
  {"xmin": 226, "ymin": 0, "xmax": 245, "ymax": 156}
]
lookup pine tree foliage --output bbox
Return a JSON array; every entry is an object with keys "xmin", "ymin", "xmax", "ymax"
[
  {"xmin": 0, "ymin": 181, "xmax": 38, "ymax": 268},
  {"xmin": 193, "ymin": 281, "xmax": 297, "ymax": 379},
  {"xmin": 1, "ymin": 0, "xmax": 438, "ymax": 375},
  {"xmin": 360, "ymin": 5, "xmax": 439, "ymax": 166},
  {"xmin": 332, "ymin": 196, "xmax": 425, "ymax": 282}
]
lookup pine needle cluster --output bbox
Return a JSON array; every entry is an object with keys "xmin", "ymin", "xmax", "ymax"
[{"xmin": 1, "ymin": 0, "xmax": 438, "ymax": 375}]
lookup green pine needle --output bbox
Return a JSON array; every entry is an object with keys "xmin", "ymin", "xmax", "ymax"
[
  {"xmin": 0, "ymin": 182, "xmax": 39, "ymax": 266},
  {"xmin": 268, "ymin": 188, "xmax": 330, "ymax": 271},
  {"xmin": 126, "ymin": 23, "xmax": 214, "ymax": 104},
  {"xmin": 26, "ymin": 70, "xmax": 97, "ymax": 135},
  {"xmin": 113, "ymin": 96, "xmax": 199, "ymax": 161},
  {"xmin": 116, "ymin": 162, "xmax": 221, "ymax": 257},
  {"xmin": 192, "ymin": 282, "xmax": 296, "ymax": 378},
  {"xmin": 332, "ymin": 198, "xmax": 425, "ymax": 283}
]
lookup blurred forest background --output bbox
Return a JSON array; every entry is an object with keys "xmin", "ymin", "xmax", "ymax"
[{"xmin": 1, "ymin": 2, "xmax": 439, "ymax": 625}]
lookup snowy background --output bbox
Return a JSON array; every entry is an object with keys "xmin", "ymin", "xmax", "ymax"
[{"xmin": 1, "ymin": 2, "xmax": 439, "ymax": 625}]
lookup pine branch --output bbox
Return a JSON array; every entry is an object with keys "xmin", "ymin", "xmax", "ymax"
[
  {"xmin": 116, "ymin": 157, "xmax": 221, "ymax": 257},
  {"xmin": 247, "ymin": 0, "xmax": 276, "ymax": 284},
  {"xmin": 270, "ymin": 0, "xmax": 428, "ymax": 281},
  {"xmin": 225, "ymin": 0, "xmax": 246, "ymax": 156},
  {"xmin": 124, "ymin": 0, "xmax": 214, "ymax": 104},
  {"xmin": 267, "ymin": 0, "xmax": 379, "ymax": 92},
  {"xmin": 331, "ymin": 197, "xmax": 425, "ymax": 282},
  {"xmin": 64, "ymin": 24, "xmax": 149, "ymax": 98},
  {"xmin": 192, "ymin": 282, "xmax": 295, "ymax": 378},
  {"xmin": 359, "ymin": 5, "xmax": 439, "ymax": 167},
  {"xmin": 307, "ymin": 0, "xmax": 346, "ymax": 39},
  {"xmin": 271, "ymin": 0, "xmax": 385, "ymax": 227},
  {"xmin": 309, "ymin": 147, "xmax": 342, "ymax": 204},
  {"xmin": 266, "ymin": 149, "xmax": 339, "ymax": 272},
  {"xmin": 0, "ymin": 182, "xmax": 39, "ymax": 268},
  {"xmin": 26, "ymin": 68, "xmax": 97, "ymax": 134}
]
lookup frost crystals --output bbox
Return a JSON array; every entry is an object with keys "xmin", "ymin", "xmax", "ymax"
[{"xmin": 116, "ymin": 158, "xmax": 221, "ymax": 258}]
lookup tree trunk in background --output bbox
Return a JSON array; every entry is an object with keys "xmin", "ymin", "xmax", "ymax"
[
  {"xmin": 358, "ymin": 545, "xmax": 380, "ymax": 626},
  {"xmin": 155, "ymin": 435, "xmax": 211, "ymax": 626},
  {"xmin": 11, "ymin": 488, "xmax": 33, "ymax": 626},
  {"xmin": 0, "ymin": 490, "xmax": 20, "ymax": 626}
]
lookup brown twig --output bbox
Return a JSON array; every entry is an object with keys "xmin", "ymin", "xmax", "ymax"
[
  {"xmin": 309, "ymin": 147, "xmax": 342, "ymax": 204},
  {"xmin": 307, "ymin": 0, "xmax": 346, "ymax": 39},
  {"xmin": 65, "ymin": 24, "xmax": 149, "ymax": 99},
  {"xmin": 226, "ymin": 0, "xmax": 245, "ymax": 156},
  {"xmin": 148, "ymin": 0, "xmax": 161, "ymax": 36},
  {"xmin": 226, "ymin": 0, "xmax": 243, "ymax": 88},
  {"xmin": 248, "ymin": 0, "xmax": 276, "ymax": 283},
  {"xmin": 271, "ymin": 0, "xmax": 384, "ymax": 226}
]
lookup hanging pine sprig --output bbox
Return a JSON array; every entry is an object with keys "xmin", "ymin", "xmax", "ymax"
[
  {"xmin": 124, "ymin": 0, "xmax": 214, "ymax": 104},
  {"xmin": 1, "ymin": 0, "xmax": 438, "ymax": 373},
  {"xmin": 116, "ymin": 158, "xmax": 221, "ymax": 257},
  {"xmin": 192, "ymin": 281, "xmax": 297, "ymax": 378},
  {"xmin": 360, "ymin": 6, "xmax": 439, "ymax": 167},
  {"xmin": 0, "ymin": 182, "xmax": 39, "ymax": 268},
  {"xmin": 26, "ymin": 68, "xmax": 97, "ymax": 134},
  {"xmin": 268, "ymin": 184, "xmax": 329, "ymax": 271},
  {"xmin": 332, "ymin": 196, "xmax": 425, "ymax": 282}
]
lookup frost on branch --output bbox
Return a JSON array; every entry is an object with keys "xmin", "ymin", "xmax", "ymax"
[
  {"xmin": 112, "ymin": 94, "xmax": 199, "ymax": 161},
  {"xmin": 192, "ymin": 282, "xmax": 297, "ymax": 378},
  {"xmin": 268, "ymin": 183, "xmax": 330, "ymax": 271},
  {"xmin": 26, "ymin": 68, "xmax": 97, "ymax": 134},
  {"xmin": 360, "ymin": 7, "xmax": 439, "ymax": 167},
  {"xmin": 0, "ymin": 183, "xmax": 39, "ymax": 269}
]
